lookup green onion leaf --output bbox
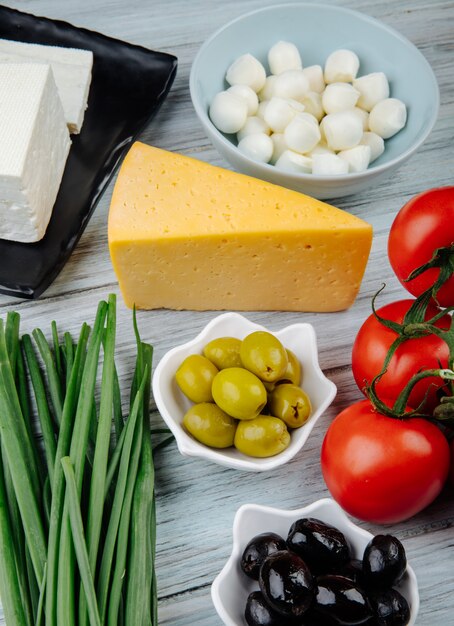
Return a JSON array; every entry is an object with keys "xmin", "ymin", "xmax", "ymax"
[{"xmin": 61, "ymin": 457, "xmax": 101, "ymax": 626}]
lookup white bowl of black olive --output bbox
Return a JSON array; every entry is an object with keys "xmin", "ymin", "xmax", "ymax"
[{"xmin": 211, "ymin": 498, "xmax": 419, "ymax": 626}]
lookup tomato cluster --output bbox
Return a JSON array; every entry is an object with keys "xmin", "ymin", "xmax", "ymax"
[
  {"xmin": 322, "ymin": 188, "xmax": 454, "ymax": 523},
  {"xmin": 352, "ymin": 299, "xmax": 451, "ymax": 411}
]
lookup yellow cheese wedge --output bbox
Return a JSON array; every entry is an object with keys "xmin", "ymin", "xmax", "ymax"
[{"xmin": 108, "ymin": 142, "xmax": 372, "ymax": 312}]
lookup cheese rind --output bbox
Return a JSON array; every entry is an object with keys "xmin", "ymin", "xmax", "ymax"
[
  {"xmin": 0, "ymin": 63, "xmax": 71, "ymax": 243},
  {"xmin": 108, "ymin": 143, "xmax": 372, "ymax": 312},
  {"xmin": 0, "ymin": 38, "xmax": 93, "ymax": 133}
]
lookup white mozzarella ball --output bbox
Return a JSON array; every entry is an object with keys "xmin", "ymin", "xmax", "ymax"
[
  {"xmin": 227, "ymin": 85, "xmax": 259, "ymax": 116},
  {"xmin": 338, "ymin": 145, "xmax": 371, "ymax": 172},
  {"xmin": 268, "ymin": 41, "xmax": 302, "ymax": 75},
  {"xmin": 257, "ymin": 100, "xmax": 270, "ymax": 121},
  {"xmin": 226, "ymin": 53, "xmax": 267, "ymax": 92},
  {"xmin": 312, "ymin": 153, "xmax": 349, "ymax": 175},
  {"xmin": 359, "ymin": 131, "xmax": 385, "ymax": 162},
  {"xmin": 270, "ymin": 133, "xmax": 288, "ymax": 164},
  {"xmin": 209, "ymin": 91, "xmax": 248, "ymax": 134},
  {"xmin": 369, "ymin": 98, "xmax": 407, "ymax": 138},
  {"xmin": 301, "ymin": 92, "xmax": 324, "ymax": 121},
  {"xmin": 238, "ymin": 133, "xmax": 274, "ymax": 163},
  {"xmin": 287, "ymin": 98, "xmax": 306, "ymax": 114},
  {"xmin": 302, "ymin": 65, "xmax": 325, "ymax": 93},
  {"xmin": 324, "ymin": 49, "xmax": 360, "ymax": 83},
  {"xmin": 321, "ymin": 110, "xmax": 363, "ymax": 151},
  {"xmin": 237, "ymin": 116, "xmax": 270, "ymax": 141},
  {"xmin": 263, "ymin": 97, "xmax": 302, "ymax": 133},
  {"xmin": 307, "ymin": 141, "xmax": 334, "ymax": 157},
  {"xmin": 322, "ymin": 82, "xmax": 360, "ymax": 114},
  {"xmin": 351, "ymin": 107, "xmax": 369, "ymax": 131},
  {"xmin": 284, "ymin": 112, "xmax": 321, "ymax": 153},
  {"xmin": 275, "ymin": 150, "xmax": 312, "ymax": 174},
  {"xmin": 273, "ymin": 69, "xmax": 310, "ymax": 101},
  {"xmin": 353, "ymin": 72, "xmax": 390, "ymax": 112},
  {"xmin": 258, "ymin": 75, "xmax": 278, "ymax": 101}
]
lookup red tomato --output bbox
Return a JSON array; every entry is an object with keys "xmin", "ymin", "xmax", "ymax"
[
  {"xmin": 321, "ymin": 399, "xmax": 450, "ymax": 523},
  {"xmin": 388, "ymin": 187, "xmax": 454, "ymax": 307},
  {"xmin": 352, "ymin": 299, "xmax": 451, "ymax": 412}
]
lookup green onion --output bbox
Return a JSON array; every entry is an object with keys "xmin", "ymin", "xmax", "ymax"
[
  {"xmin": 17, "ymin": 340, "xmax": 45, "ymax": 489},
  {"xmin": 151, "ymin": 496, "xmax": 158, "ymax": 626},
  {"xmin": 104, "ymin": 422, "xmax": 127, "ymax": 498},
  {"xmin": 125, "ymin": 338, "xmax": 156, "ymax": 626},
  {"xmin": 36, "ymin": 562, "xmax": 47, "ymax": 626},
  {"xmin": 80, "ymin": 294, "xmax": 117, "ymax": 626},
  {"xmin": 1, "ymin": 452, "xmax": 33, "ymax": 626},
  {"xmin": 112, "ymin": 364, "xmax": 124, "ymax": 440},
  {"xmin": 0, "ymin": 296, "xmax": 163, "ymax": 626},
  {"xmin": 97, "ymin": 367, "xmax": 147, "ymax": 623},
  {"xmin": 106, "ymin": 410, "xmax": 144, "ymax": 626},
  {"xmin": 0, "ymin": 320, "xmax": 46, "ymax": 583},
  {"xmin": 22, "ymin": 335, "xmax": 57, "ymax": 484},
  {"xmin": 57, "ymin": 301, "xmax": 107, "ymax": 626},
  {"xmin": 5, "ymin": 312, "xmax": 20, "ymax": 374},
  {"xmin": 61, "ymin": 456, "xmax": 101, "ymax": 626},
  {"xmin": 33, "ymin": 328, "xmax": 63, "ymax": 426},
  {"xmin": 0, "ymin": 454, "xmax": 28, "ymax": 626},
  {"xmin": 15, "ymin": 345, "xmax": 32, "ymax": 438},
  {"xmin": 25, "ymin": 545, "xmax": 39, "ymax": 622},
  {"xmin": 63, "ymin": 333, "xmax": 74, "ymax": 390},
  {"xmin": 51, "ymin": 321, "xmax": 63, "ymax": 388},
  {"xmin": 45, "ymin": 323, "xmax": 90, "ymax": 626}
]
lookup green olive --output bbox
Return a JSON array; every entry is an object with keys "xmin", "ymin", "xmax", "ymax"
[
  {"xmin": 240, "ymin": 331, "xmax": 288, "ymax": 383},
  {"xmin": 263, "ymin": 381, "xmax": 276, "ymax": 393},
  {"xmin": 175, "ymin": 354, "xmax": 218, "ymax": 403},
  {"xmin": 183, "ymin": 403, "xmax": 237, "ymax": 448},
  {"xmin": 212, "ymin": 367, "xmax": 267, "ymax": 420},
  {"xmin": 203, "ymin": 337, "xmax": 242, "ymax": 369},
  {"xmin": 277, "ymin": 349, "xmax": 302, "ymax": 386},
  {"xmin": 268, "ymin": 384, "xmax": 311, "ymax": 429},
  {"xmin": 234, "ymin": 416, "xmax": 290, "ymax": 457}
]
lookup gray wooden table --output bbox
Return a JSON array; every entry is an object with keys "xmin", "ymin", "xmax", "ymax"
[{"xmin": 1, "ymin": 0, "xmax": 453, "ymax": 624}]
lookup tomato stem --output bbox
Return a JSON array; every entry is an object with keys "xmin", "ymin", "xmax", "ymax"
[
  {"xmin": 367, "ymin": 368, "xmax": 454, "ymax": 420},
  {"xmin": 404, "ymin": 243, "xmax": 454, "ymax": 290},
  {"xmin": 365, "ymin": 238, "xmax": 454, "ymax": 423}
]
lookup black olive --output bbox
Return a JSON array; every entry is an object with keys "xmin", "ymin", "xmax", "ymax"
[
  {"xmin": 241, "ymin": 532, "xmax": 287, "ymax": 580},
  {"xmin": 259, "ymin": 550, "xmax": 314, "ymax": 618},
  {"xmin": 368, "ymin": 588, "xmax": 411, "ymax": 626},
  {"xmin": 302, "ymin": 612, "xmax": 378, "ymax": 626},
  {"xmin": 362, "ymin": 536, "xmax": 407, "ymax": 590},
  {"xmin": 334, "ymin": 559, "xmax": 365, "ymax": 586},
  {"xmin": 299, "ymin": 607, "xmax": 339, "ymax": 625},
  {"xmin": 314, "ymin": 575, "xmax": 373, "ymax": 625},
  {"xmin": 287, "ymin": 517, "xmax": 350, "ymax": 574},
  {"xmin": 245, "ymin": 591, "xmax": 299, "ymax": 626}
]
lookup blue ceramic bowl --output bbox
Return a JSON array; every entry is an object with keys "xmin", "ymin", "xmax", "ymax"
[{"xmin": 190, "ymin": 3, "xmax": 439, "ymax": 199}]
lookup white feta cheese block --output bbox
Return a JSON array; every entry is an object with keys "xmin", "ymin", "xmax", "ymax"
[
  {"xmin": 0, "ymin": 38, "xmax": 93, "ymax": 133},
  {"xmin": 0, "ymin": 63, "xmax": 71, "ymax": 243}
]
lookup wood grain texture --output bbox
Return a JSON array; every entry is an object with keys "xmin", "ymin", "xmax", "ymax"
[{"xmin": 0, "ymin": 0, "xmax": 453, "ymax": 624}]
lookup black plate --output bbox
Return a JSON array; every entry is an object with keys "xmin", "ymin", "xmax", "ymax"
[{"xmin": 0, "ymin": 6, "xmax": 177, "ymax": 299}]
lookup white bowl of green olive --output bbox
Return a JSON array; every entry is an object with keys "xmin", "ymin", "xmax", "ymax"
[{"xmin": 152, "ymin": 312, "xmax": 336, "ymax": 471}]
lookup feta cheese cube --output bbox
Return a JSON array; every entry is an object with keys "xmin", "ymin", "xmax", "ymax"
[
  {"xmin": 0, "ymin": 38, "xmax": 93, "ymax": 133},
  {"xmin": 0, "ymin": 63, "xmax": 71, "ymax": 243}
]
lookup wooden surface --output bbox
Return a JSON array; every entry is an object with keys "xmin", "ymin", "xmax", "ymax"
[{"xmin": 0, "ymin": 0, "xmax": 453, "ymax": 624}]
